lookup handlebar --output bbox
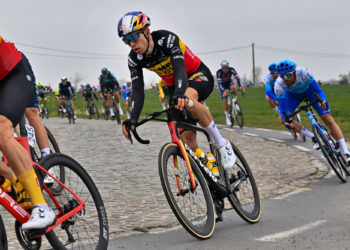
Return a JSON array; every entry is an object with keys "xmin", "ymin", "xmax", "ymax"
[{"xmin": 283, "ymin": 93, "xmax": 323, "ymax": 122}]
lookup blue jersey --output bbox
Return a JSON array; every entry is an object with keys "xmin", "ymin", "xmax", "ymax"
[
  {"xmin": 264, "ymin": 73, "xmax": 278, "ymax": 101},
  {"xmin": 59, "ymin": 81, "xmax": 75, "ymax": 97},
  {"xmin": 275, "ymin": 67, "xmax": 315, "ymax": 97},
  {"xmin": 122, "ymin": 83, "xmax": 132, "ymax": 101},
  {"xmin": 216, "ymin": 67, "xmax": 242, "ymax": 91}
]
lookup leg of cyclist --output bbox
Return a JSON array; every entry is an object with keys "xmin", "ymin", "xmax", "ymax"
[
  {"xmin": 183, "ymin": 64, "xmax": 236, "ymax": 170},
  {"xmin": 107, "ymin": 92, "xmax": 115, "ymax": 118},
  {"xmin": 114, "ymin": 89, "xmax": 123, "ymax": 115},
  {"xmin": 0, "ymin": 55, "xmax": 55, "ymax": 230},
  {"xmin": 218, "ymin": 84, "xmax": 231, "ymax": 126}
]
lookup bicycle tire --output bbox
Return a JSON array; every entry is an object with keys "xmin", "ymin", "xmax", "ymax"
[
  {"xmin": 92, "ymin": 103, "xmax": 99, "ymax": 120},
  {"xmin": 88, "ymin": 105, "xmax": 92, "ymax": 119},
  {"xmin": 0, "ymin": 215, "xmax": 8, "ymax": 250},
  {"xmin": 313, "ymin": 126, "xmax": 347, "ymax": 183},
  {"xmin": 113, "ymin": 103, "xmax": 121, "ymax": 124},
  {"xmin": 103, "ymin": 104, "xmax": 109, "ymax": 120},
  {"xmin": 44, "ymin": 104, "xmax": 49, "ymax": 119},
  {"xmin": 234, "ymin": 102, "xmax": 244, "ymax": 128},
  {"xmin": 39, "ymin": 154, "xmax": 109, "ymax": 249},
  {"xmin": 229, "ymin": 102, "xmax": 234, "ymax": 127},
  {"xmin": 338, "ymin": 152, "xmax": 350, "ymax": 176},
  {"xmin": 223, "ymin": 141, "xmax": 261, "ymax": 223},
  {"xmin": 158, "ymin": 143, "xmax": 216, "ymax": 240}
]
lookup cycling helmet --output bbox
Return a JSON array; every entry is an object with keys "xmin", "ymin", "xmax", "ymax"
[
  {"xmin": 101, "ymin": 67, "xmax": 108, "ymax": 75},
  {"xmin": 118, "ymin": 11, "xmax": 151, "ymax": 38},
  {"xmin": 61, "ymin": 77, "xmax": 67, "ymax": 81},
  {"xmin": 276, "ymin": 59, "xmax": 297, "ymax": 74},
  {"xmin": 37, "ymin": 82, "xmax": 43, "ymax": 87},
  {"xmin": 221, "ymin": 60, "xmax": 229, "ymax": 68},
  {"xmin": 86, "ymin": 83, "xmax": 91, "ymax": 88},
  {"xmin": 268, "ymin": 63, "xmax": 277, "ymax": 73}
]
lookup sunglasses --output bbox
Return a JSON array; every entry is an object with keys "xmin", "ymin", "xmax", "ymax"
[
  {"xmin": 122, "ymin": 32, "xmax": 141, "ymax": 45},
  {"xmin": 282, "ymin": 72, "xmax": 294, "ymax": 79}
]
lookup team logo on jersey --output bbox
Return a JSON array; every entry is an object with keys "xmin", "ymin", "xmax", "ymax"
[
  {"xmin": 158, "ymin": 37, "xmax": 165, "ymax": 46},
  {"xmin": 137, "ymin": 54, "xmax": 143, "ymax": 60}
]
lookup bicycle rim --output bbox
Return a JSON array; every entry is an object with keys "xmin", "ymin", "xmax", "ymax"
[
  {"xmin": 313, "ymin": 126, "xmax": 347, "ymax": 182},
  {"xmin": 338, "ymin": 153, "xmax": 350, "ymax": 176},
  {"xmin": 39, "ymin": 154, "xmax": 109, "ymax": 249},
  {"xmin": 222, "ymin": 141, "xmax": 261, "ymax": 223},
  {"xmin": 158, "ymin": 143, "xmax": 215, "ymax": 239},
  {"xmin": 234, "ymin": 103, "xmax": 244, "ymax": 128}
]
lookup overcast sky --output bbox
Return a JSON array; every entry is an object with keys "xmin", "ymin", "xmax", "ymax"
[{"xmin": 1, "ymin": 0, "xmax": 350, "ymax": 89}]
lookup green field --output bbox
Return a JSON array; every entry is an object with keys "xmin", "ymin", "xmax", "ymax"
[{"xmin": 47, "ymin": 84, "xmax": 350, "ymax": 140}]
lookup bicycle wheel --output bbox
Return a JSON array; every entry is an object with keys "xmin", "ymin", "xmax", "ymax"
[
  {"xmin": 113, "ymin": 104, "xmax": 121, "ymax": 124},
  {"xmin": 38, "ymin": 154, "xmax": 109, "ymax": 249},
  {"xmin": 313, "ymin": 126, "xmax": 347, "ymax": 182},
  {"xmin": 92, "ymin": 103, "xmax": 99, "ymax": 120},
  {"xmin": 158, "ymin": 143, "xmax": 216, "ymax": 240},
  {"xmin": 103, "ymin": 104, "xmax": 109, "ymax": 120},
  {"xmin": 228, "ymin": 103, "xmax": 234, "ymax": 127},
  {"xmin": 338, "ymin": 152, "xmax": 350, "ymax": 176},
  {"xmin": 0, "ymin": 215, "xmax": 7, "ymax": 250},
  {"xmin": 234, "ymin": 102, "xmax": 244, "ymax": 128},
  {"xmin": 44, "ymin": 105, "xmax": 49, "ymax": 119},
  {"xmin": 88, "ymin": 105, "xmax": 92, "ymax": 119},
  {"xmin": 222, "ymin": 141, "xmax": 261, "ymax": 223}
]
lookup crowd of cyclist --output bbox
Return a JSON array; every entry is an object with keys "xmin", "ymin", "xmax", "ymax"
[{"xmin": 0, "ymin": 10, "xmax": 349, "ymax": 239}]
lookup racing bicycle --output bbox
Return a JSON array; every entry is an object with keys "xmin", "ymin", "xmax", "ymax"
[
  {"xmin": 285, "ymin": 94, "xmax": 349, "ymax": 183},
  {"xmin": 226, "ymin": 89, "xmax": 243, "ymax": 128},
  {"xmin": 125, "ymin": 105, "xmax": 261, "ymax": 239},
  {"xmin": 87, "ymin": 97, "xmax": 99, "ymax": 120},
  {"xmin": 0, "ymin": 137, "xmax": 109, "ymax": 249},
  {"xmin": 39, "ymin": 96, "xmax": 49, "ymax": 119}
]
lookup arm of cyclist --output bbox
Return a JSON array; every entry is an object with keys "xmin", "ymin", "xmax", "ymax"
[
  {"xmin": 231, "ymin": 67, "xmax": 245, "ymax": 94},
  {"xmin": 165, "ymin": 33, "xmax": 189, "ymax": 111}
]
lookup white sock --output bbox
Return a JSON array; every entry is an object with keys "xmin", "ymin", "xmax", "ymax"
[
  {"xmin": 110, "ymin": 107, "xmax": 115, "ymax": 116},
  {"xmin": 300, "ymin": 127, "xmax": 314, "ymax": 138},
  {"xmin": 273, "ymin": 106, "xmax": 279, "ymax": 112},
  {"xmin": 337, "ymin": 139, "xmax": 350, "ymax": 155},
  {"xmin": 224, "ymin": 111, "xmax": 229, "ymax": 117},
  {"xmin": 205, "ymin": 121, "xmax": 227, "ymax": 148},
  {"xmin": 162, "ymin": 103, "xmax": 167, "ymax": 110},
  {"xmin": 41, "ymin": 148, "xmax": 51, "ymax": 158}
]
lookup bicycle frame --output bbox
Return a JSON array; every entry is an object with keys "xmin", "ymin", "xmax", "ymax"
[{"xmin": 0, "ymin": 137, "xmax": 85, "ymax": 235}]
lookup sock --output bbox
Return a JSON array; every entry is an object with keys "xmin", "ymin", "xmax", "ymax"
[
  {"xmin": 17, "ymin": 168, "xmax": 46, "ymax": 205},
  {"xmin": 337, "ymin": 139, "xmax": 350, "ymax": 155},
  {"xmin": 300, "ymin": 127, "xmax": 314, "ymax": 138},
  {"xmin": 110, "ymin": 107, "xmax": 115, "ymax": 116},
  {"xmin": 224, "ymin": 111, "xmax": 229, "ymax": 117},
  {"xmin": 40, "ymin": 148, "xmax": 51, "ymax": 158},
  {"xmin": 205, "ymin": 121, "xmax": 227, "ymax": 148},
  {"xmin": 273, "ymin": 106, "xmax": 279, "ymax": 112}
]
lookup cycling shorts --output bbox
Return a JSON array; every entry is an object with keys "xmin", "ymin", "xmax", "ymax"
[
  {"xmin": 60, "ymin": 91, "xmax": 72, "ymax": 100},
  {"xmin": 284, "ymin": 80, "xmax": 330, "ymax": 118},
  {"xmin": 218, "ymin": 80, "xmax": 235, "ymax": 99},
  {"xmin": 0, "ymin": 59, "xmax": 35, "ymax": 126},
  {"xmin": 83, "ymin": 93, "xmax": 94, "ymax": 102},
  {"xmin": 171, "ymin": 62, "xmax": 214, "ymax": 125}
]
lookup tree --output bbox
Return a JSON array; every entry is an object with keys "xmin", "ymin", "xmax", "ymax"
[
  {"xmin": 338, "ymin": 72, "xmax": 349, "ymax": 85},
  {"xmin": 72, "ymin": 72, "xmax": 85, "ymax": 90}
]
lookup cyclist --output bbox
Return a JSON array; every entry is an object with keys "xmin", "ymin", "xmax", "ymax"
[
  {"xmin": 83, "ymin": 83, "xmax": 98, "ymax": 116},
  {"xmin": 118, "ymin": 11, "xmax": 236, "ymax": 170},
  {"xmin": 99, "ymin": 67, "xmax": 123, "ymax": 118},
  {"xmin": 216, "ymin": 60, "xmax": 246, "ymax": 126},
  {"xmin": 58, "ymin": 76, "xmax": 76, "ymax": 118},
  {"xmin": 122, "ymin": 80, "xmax": 133, "ymax": 119},
  {"xmin": 36, "ymin": 82, "xmax": 48, "ymax": 113},
  {"xmin": 264, "ymin": 63, "xmax": 279, "ymax": 113},
  {"xmin": 275, "ymin": 59, "xmax": 350, "ymax": 163},
  {"xmin": 157, "ymin": 79, "xmax": 169, "ymax": 110},
  {"xmin": 0, "ymin": 35, "xmax": 55, "ymax": 230}
]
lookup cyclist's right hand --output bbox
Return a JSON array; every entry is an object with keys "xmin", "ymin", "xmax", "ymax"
[
  {"xmin": 122, "ymin": 119, "xmax": 135, "ymax": 140},
  {"xmin": 223, "ymin": 90, "xmax": 228, "ymax": 97}
]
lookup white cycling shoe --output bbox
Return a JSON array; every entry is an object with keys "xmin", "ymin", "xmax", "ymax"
[
  {"xmin": 226, "ymin": 117, "xmax": 232, "ymax": 126},
  {"xmin": 119, "ymin": 107, "xmax": 124, "ymax": 115},
  {"xmin": 219, "ymin": 141, "xmax": 237, "ymax": 170},
  {"xmin": 22, "ymin": 205, "xmax": 56, "ymax": 230}
]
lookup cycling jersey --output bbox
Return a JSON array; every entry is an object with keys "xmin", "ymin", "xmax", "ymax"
[
  {"xmin": 83, "ymin": 87, "xmax": 97, "ymax": 101},
  {"xmin": 99, "ymin": 72, "xmax": 120, "ymax": 93},
  {"xmin": 128, "ymin": 29, "xmax": 202, "ymax": 122},
  {"xmin": 274, "ymin": 67, "xmax": 330, "ymax": 119},
  {"xmin": 264, "ymin": 73, "xmax": 277, "ymax": 102},
  {"xmin": 216, "ymin": 67, "xmax": 242, "ymax": 89},
  {"xmin": 59, "ymin": 81, "xmax": 75, "ymax": 98},
  {"xmin": 122, "ymin": 83, "xmax": 132, "ymax": 102},
  {"xmin": 0, "ymin": 35, "xmax": 22, "ymax": 80}
]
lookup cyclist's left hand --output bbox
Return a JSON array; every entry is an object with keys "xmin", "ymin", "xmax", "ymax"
[
  {"xmin": 285, "ymin": 120, "xmax": 302, "ymax": 133},
  {"xmin": 174, "ymin": 96, "xmax": 189, "ymax": 111},
  {"xmin": 319, "ymin": 100, "xmax": 327, "ymax": 110}
]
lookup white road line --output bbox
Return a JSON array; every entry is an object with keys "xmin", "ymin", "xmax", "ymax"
[
  {"xmin": 256, "ymin": 220, "xmax": 327, "ymax": 242},
  {"xmin": 271, "ymin": 188, "xmax": 310, "ymax": 200},
  {"xmin": 266, "ymin": 138, "xmax": 284, "ymax": 143},
  {"xmin": 292, "ymin": 145, "xmax": 311, "ymax": 152},
  {"xmin": 243, "ymin": 133, "xmax": 258, "ymax": 137},
  {"xmin": 223, "ymin": 128, "xmax": 235, "ymax": 132},
  {"xmin": 281, "ymin": 131, "xmax": 291, "ymax": 135},
  {"xmin": 256, "ymin": 128, "xmax": 273, "ymax": 132}
]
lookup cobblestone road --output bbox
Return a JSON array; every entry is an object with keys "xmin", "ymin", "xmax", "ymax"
[{"xmin": 1, "ymin": 118, "xmax": 328, "ymax": 248}]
